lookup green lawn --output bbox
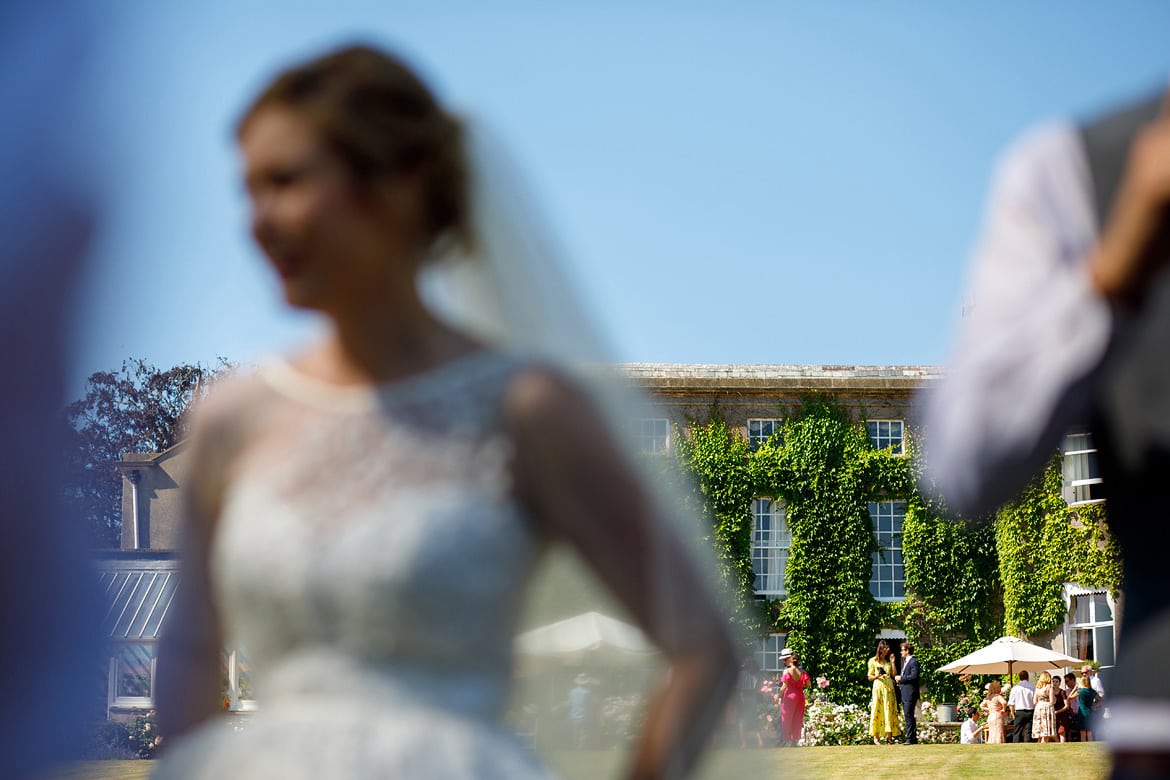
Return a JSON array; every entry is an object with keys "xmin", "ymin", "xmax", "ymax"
[
  {"xmin": 44, "ymin": 743, "xmax": 1110, "ymax": 780},
  {"xmin": 39, "ymin": 762, "xmax": 154, "ymax": 780},
  {"xmin": 554, "ymin": 743, "xmax": 1110, "ymax": 780},
  {"xmin": 714, "ymin": 743, "xmax": 1109, "ymax": 780}
]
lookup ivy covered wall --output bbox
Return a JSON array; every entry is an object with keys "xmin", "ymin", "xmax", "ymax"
[
  {"xmin": 669, "ymin": 393, "xmax": 1123, "ymax": 706},
  {"xmin": 995, "ymin": 457, "xmax": 1122, "ymax": 634}
]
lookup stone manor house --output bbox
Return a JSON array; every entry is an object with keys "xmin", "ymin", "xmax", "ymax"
[{"xmin": 93, "ymin": 363, "xmax": 1115, "ymax": 717}]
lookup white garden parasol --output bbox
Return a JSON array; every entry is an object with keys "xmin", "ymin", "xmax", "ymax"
[
  {"xmin": 937, "ymin": 636, "xmax": 1084, "ymax": 677},
  {"xmin": 514, "ymin": 611, "xmax": 657, "ymax": 667}
]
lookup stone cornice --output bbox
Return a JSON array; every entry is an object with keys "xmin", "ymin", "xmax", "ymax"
[{"xmin": 617, "ymin": 363, "xmax": 944, "ymax": 398}]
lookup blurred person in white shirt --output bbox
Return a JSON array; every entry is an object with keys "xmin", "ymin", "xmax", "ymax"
[{"xmin": 1008, "ymin": 670, "xmax": 1037, "ymax": 743}]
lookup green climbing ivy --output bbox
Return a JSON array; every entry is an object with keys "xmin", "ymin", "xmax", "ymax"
[
  {"xmin": 669, "ymin": 397, "xmax": 1123, "ymax": 707},
  {"xmin": 675, "ymin": 396, "xmax": 910, "ymax": 705},
  {"xmin": 671, "ymin": 410, "xmax": 761, "ymax": 640},
  {"xmin": 995, "ymin": 455, "xmax": 1122, "ymax": 637},
  {"xmin": 766, "ymin": 397, "xmax": 911, "ymax": 705},
  {"xmin": 898, "ymin": 451, "xmax": 1003, "ymax": 702}
]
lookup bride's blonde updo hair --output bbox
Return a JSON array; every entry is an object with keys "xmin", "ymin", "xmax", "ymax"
[{"xmin": 239, "ymin": 44, "xmax": 473, "ymax": 256}]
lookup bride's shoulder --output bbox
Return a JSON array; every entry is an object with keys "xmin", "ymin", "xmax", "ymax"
[
  {"xmin": 193, "ymin": 364, "xmax": 272, "ymax": 421},
  {"xmin": 498, "ymin": 361, "xmax": 631, "ymax": 481},
  {"xmin": 500, "ymin": 360, "xmax": 575, "ymax": 407},
  {"xmin": 185, "ymin": 364, "xmax": 281, "ymax": 454},
  {"xmin": 498, "ymin": 361, "xmax": 611, "ymax": 435}
]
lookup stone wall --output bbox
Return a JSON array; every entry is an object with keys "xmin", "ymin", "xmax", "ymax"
[{"xmin": 620, "ymin": 362, "xmax": 943, "ymax": 436}]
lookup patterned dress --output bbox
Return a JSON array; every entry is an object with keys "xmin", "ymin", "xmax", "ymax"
[
  {"xmin": 1031, "ymin": 684, "xmax": 1057, "ymax": 738},
  {"xmin": 868, "ymin": 658, "xmax": 901, "ymax": 738}
]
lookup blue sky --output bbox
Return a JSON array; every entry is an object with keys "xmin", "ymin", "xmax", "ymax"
[{"xmin": 68, "ymin": 1, "xmax": 1169, "ymax": 393}]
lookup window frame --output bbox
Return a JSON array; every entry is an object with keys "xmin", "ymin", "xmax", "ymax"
[
  {"xmin": 631, "ymin": 418, "xmax": 671, "ymax": 454},
  {"xmin": 868, "ymin": 500, "xmax": 907, "ymax": 602},
  {"xmin": 755, "ymin": 633, "xmax": 789, "ymax": 674},
  {"xmin": 747, "ymin": 418, "xmax": 784, "ymax": 451},
  {"xmin": 1063, "ymin": 584, "xmax": 1116, "ymax": 675},
  {"xmin": 1061, "ymin": 432, "xmax": 1105, "ymax": 506},
  {"xmin": 866, "ymin": 419, "xmax": 905, "ymax": 456},
  {"xmin": 224, "ymin": 648, "xmax": 259, "ymax": 712},
  {"xmin": 750, "ymin": 497, "xmax": 790, "ymax": 599},
  {"xmin": 108, "ymin": 641, "xmax": 155, "ymax": 710}
]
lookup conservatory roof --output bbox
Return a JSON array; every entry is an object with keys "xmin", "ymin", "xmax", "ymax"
[{"xmin": 98, "ymin": 563, "xmax": 179, "ymax": 640}]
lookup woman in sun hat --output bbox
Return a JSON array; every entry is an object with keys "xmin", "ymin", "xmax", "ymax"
[{"xmin": 776, "ymin": 648, "xmax": 809, "ymax": 746}]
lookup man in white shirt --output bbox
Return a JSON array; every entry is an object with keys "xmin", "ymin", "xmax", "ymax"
[
  {"xmin": 924, "ymin": 87, "xmax": 1170, "ymax": 777},
  {"xmin": 924, "ymin": 88, "xmax": 1170, "ymax": 628},
  {"xmin": 568, "ymin": 674, "xmax": 592, "ymax": 748},
  {"xmin": 960, "ymin": 714, "xmax": 984, "ymax": 744},
  {"xmin": 1082, "ymin": 665, "xmax": 1107, "ymax": 700},
  {"xmin": 1008, "ymin": 671, "xmax": 1037, "ymax": 743}
]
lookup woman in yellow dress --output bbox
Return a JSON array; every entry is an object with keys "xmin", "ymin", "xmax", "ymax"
[{"xmin": 867, "ymin": 640, "xmax": 902, "ymax": 744}]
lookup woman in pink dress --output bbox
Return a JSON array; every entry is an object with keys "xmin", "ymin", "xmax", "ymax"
[
  {"xmin": 777, "ymin": 648, "xmax": 809, "ymax": 746},
  {"xmin": 981, "ymin": 680, "xmax": 1008, "ymax": 744}
]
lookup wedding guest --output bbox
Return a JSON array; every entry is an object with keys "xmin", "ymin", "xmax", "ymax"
[
  {"xmin": 569, "ymin": 674, "xmax": 592, "ymax": 749},
  {"xmin": 1082, "ymin": 664, "xmax": 1106, "ymax": 709},
  {"xmin": 1008, "ymin": 670, "xmax": 1036, "ymax": 743},
  {"xmin": 922, "ymin": 84, "xmax": 1170, "ymax": 778},
  {"xmin": 1065, "ymin": 673, "xmax": 1084, "ymax": 742},
  {"xmin": 867, "ymin": 640, "xmax": 901, "ymax": 745},
  {"xmin": 1078, "ymin": 673, "xmax": 1100, "ymax": 742},
  {"xmin": 895, "ymin": 643, "xmax": 921, "ymax": 745},
  {"xmin": 922, "ymin": 88, "xmax": 1170, "ymax": 644},
  {"xmin": 735, "ymin": 658, "xmax": 763, "ymax": 749},
  {"xmin": 961, "ymin": 713, "xmax": 985, "ymax": 744},
  {"xmin": 982, "ymin": 681, "xmax": 1009, "ymax": 744},
  {"xmin": 1105, "ymin": 609, "xmax": 1170, "ymax": 777},
  {"xmin": 1031, "ymin": 671, "xmax": 1058, "ymax": 742},
  {"xmin": 1053, "ymin": 675, "xmax": 1071, "ymax": 743},
  {"xmin": 776, "ymin": 649, "xmax": 808, "ymax": 747}
]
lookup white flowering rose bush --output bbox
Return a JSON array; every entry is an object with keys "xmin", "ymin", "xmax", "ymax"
[
  {"xmin": 918, "ymin": 700, "xmax": 958, "ymax": 744},
  {"xmin": 800, "ymin": 699, "xmax": 872, "ymax": 746}
]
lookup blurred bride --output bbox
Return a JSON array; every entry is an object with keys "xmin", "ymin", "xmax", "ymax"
[{"xmin": 154, "ymin": 44, "xmax": 737, "ymax": 779}]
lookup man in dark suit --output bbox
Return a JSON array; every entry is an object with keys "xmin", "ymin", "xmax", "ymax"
[{"xmin": 895, "ymin": 643, "xmax": 921, "ymax": 744}]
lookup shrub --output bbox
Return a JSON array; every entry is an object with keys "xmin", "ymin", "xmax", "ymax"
[
  {"xmin": 82, "ymin": 710, "xmax": 162, "ymax": 760},
  {"xmin": 126, "ymin": 709, "xmax": 162, "ymax": 759},
  {"xmin": 800, "ymin": 699, "xmax": 872, "ymax": 746},
  {"xmin": 599, "ymin": 694, "xmax": 644, "ymax": 745},
  {"xmin": 83, "ymin": 720, "xmax": 135, "ymax": 760}
]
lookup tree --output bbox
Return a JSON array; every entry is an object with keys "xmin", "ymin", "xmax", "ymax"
[{"xmin": 63, "ymin": 358, "xmax": 230, "ymax": 547}]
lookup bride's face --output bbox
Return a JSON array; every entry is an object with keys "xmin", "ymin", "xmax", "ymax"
[{"xmin": 240, "ymin": 105, "xmax": 420, "ymax": 313}]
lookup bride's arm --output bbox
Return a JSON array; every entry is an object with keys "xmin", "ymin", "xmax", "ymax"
[
  {"xmin": 156, "ymin": 400, "xmax": 232, "ymax": 739},
  {"xmin": 506, "ymin": 369, "xmax": 738, "ymax": 780}
]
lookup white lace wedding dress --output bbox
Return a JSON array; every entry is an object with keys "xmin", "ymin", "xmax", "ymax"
[{"xmin": 154, "ymin": 350, "xmax": 558, "ymax": 778}]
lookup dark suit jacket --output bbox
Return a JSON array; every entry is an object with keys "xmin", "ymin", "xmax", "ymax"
[{"xmin": 898, "ymin": 656, "xmax": 920, "ymax": 703}]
